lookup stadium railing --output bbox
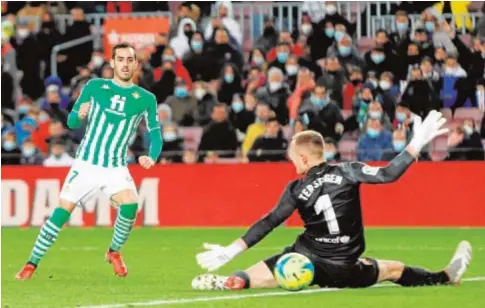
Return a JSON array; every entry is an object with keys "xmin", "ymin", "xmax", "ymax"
[
  {"xmin": 371, "ymin": 12, "xmax": 484, "ymax": 36},
  {"xmin": 50, "ymin": 34, "xmax": 96, "ymax": 77}
]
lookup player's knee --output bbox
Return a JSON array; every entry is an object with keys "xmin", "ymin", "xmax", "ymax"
[
  {"xmin": 59, "ymin": 199, "xmax": 76, "ymax": 213},
  {"xmin": 111, "ymin": 190, "xmax": 138, "ymax": 206},
  {"xmin": 387, "ymin": 261, "xmax": 405, "ymax": 280}
]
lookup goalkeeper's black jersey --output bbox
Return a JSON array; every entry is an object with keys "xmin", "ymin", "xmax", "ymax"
[{"xmin": 241, "ymin": 151, "xmax": 416, "ymax": 262}]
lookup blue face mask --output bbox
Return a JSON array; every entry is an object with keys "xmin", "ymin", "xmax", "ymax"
[
  {"xmin": 175, "ymin": 87, "xmax": 188, "ymax": 98},
  {"xmin": 163, "ymin": 131, "xmax": 177, "ymax": 142},
  {"xmin": 162, "ymin": 55, "xmax": 176, "ymax": 62},
  {"xmin": 396, "ymin": 112, "xmax": 407, "ymax": 122},
  {"xmin": 224, "ymin": 74, "xmax": 234, "ymax": 83},
  {"xmin": 334, "ymin": 31, "xmax": 345, "ymax": 42},
  {"xmin": 276, "ymin": 52, "xmax": 289, "ymax": 63},
  {"xmin": 368, "ymin": 111, "xmax": 382, "ymax": 119},
  {"xmin": 22, "ymin": 147, "xmax": 35, "ymax": 157},
  {"xmin": 311, "ymin": 95, "xmax": 327, "ymax": 107},
  {"xmin": 425, "ymin": 21, "xmax": 435, "ymax": 32},
  {"xmin": 232, "ymin": 101, "xmax": 244, "ymax": 113},
  {"xmin": 393, "ymin": 140, "xmax": 406, "ymax": 152},
  {"xmin": 253, "ymin": 56, "xmax": 264, "ymax": 66},
  {"xmin": 191, "ymin": 40, "xmax": 203, "ymax": 52},
  {"xmin": 396, "ymin": 22, "xmax": 408, "ymax": 32},
  {"xmin": 126, "ymin": 156, "xmax": 136, "ymax": 164},
  {"xmin": 325, "ymin": 151, "xmax": 336, "ymax": 161},
  {"xmin": 3, "ymin": 140, "xmax": 16, "ymax": 151},
  {"xmin": 371, "ymin": 53, "xmax": 385, "ymax": 64},
  {"xmin": 325, "ymin": 28, "xmax": 335, "ymax": 38},
  {"xmin": 366, "ymin": 128, "xmax": 380, "ymax": 138},
  {"xmin": 18, "ymin": 105, "xmax": 30, "ymax": 114},
  {"xmin": 338, "ymin": 46, "xmax": 351, "ymax": 56}
]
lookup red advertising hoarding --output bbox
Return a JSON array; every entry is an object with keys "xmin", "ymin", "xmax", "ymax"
[{"xmin": 2, "ymin": 163, "xmax": 485, "ymax": 227}]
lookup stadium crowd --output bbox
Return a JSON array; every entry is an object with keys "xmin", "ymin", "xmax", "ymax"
[{"xmin": 2, "ymin": 1, "xmax": 485, "ymax": 166}]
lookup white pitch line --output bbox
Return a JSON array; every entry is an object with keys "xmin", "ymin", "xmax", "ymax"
[{"xmin": 75, "ymin": 276, "xmax": 485, "ymax": 308}]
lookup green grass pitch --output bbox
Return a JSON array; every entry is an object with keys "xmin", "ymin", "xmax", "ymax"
[{"xmin": 2, "ymin": 228, "xmax": 484, "ymax": 308}]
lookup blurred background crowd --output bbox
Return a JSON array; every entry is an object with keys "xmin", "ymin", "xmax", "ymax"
[{"xmin": 2, "ymin": 0, "xmax": 485, "ymax": 166}]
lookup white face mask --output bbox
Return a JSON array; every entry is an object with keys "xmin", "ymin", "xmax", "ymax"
[
  {"xmin": 269, "ymin": 82, "xmax": 282, "ymax": 92},
  {"xmin": 17, "ymin": 28, "xmax": 29, "ymax": 38},
  {"xmin": 301, "ymin": 24, "xmax": 313, "ymax": 36},
  {"xmin": 326, "ymin": 4, "xmax": 337, "ymax": 15},
  {"xmin": 92, "ymin": 56, "xmax": 104, "ymax": 67},
  {"xmin": 463, "ymin": 125, "xmax": 473, "ymax": 135},
  {"xmin": 194, "ymin": 88, "xmax": 206, "ymax": 100},
  {"xmin": 285, "ymin": 65, "xmax": 298, "ymax": 76},
  {"xmin": 379, "ymin": 80, "xmax": 391, "ymax": 91}
]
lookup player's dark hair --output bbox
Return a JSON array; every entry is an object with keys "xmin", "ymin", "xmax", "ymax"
[{"xmin": 111, "ymin": 42, "xmax": 136, "ymax": 60}]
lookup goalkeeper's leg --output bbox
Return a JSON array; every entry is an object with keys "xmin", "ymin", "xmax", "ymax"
[
  {"xmin": 15, "ymin": 200, "xmax": 76, "ymax": 280},
  {"xmin": 378, "ymin": 241, "xmax": 472, "ymax": 287}
]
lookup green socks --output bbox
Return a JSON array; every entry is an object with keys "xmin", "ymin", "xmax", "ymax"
[
  {"xmin": 109, "ymin": 203, "xmax": 138, "ymax": 252},
  {"xmin": 28, "ymin": 207, "xmax": 71, "ymax": 265}
]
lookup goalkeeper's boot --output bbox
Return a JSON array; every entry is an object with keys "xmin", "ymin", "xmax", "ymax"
[
  {"xmin": 105, "ymin": 251, "xmax": 128, "ymax": 277},
  {"xmin": 445, "ymin": 240, "xmax": 472, "ymax": 285},
  {"xmin": 15, "ymin": 263, "xmax": 37, "ymax": 280},
  {"xmin": 192, "ymin": 274, "xmax": 229, "ymax": 290}
]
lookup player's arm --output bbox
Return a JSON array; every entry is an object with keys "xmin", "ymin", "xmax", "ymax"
[
  {"xmin": 342, "ymin": 111, "xmax": 448, "ymax": 184},
  {"xmin": 196, "ymin": 182, "xmax": 299, "ymax": 272},
  {"xmin": 139, "ymin": 94, "xmax": 163, "ymax": 169},
  {"xmin": 67, "ymin": 80, "xmax": 93, "ymax": 129}
]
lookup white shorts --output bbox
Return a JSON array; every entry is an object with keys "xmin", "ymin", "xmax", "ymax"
[{"xmin": 60, "ymin": 159, "xmax": 137, "ymax": 206}]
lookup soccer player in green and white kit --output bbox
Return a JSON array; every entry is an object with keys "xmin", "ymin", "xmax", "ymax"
[{"xmin": 16, "ymin": 42, "xmax": 163, "ymax": 279}]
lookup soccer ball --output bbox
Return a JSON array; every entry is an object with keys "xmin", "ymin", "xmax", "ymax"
[{"xmin": 273, "ymin": 252, "xmax": 315, "ymax": 291}]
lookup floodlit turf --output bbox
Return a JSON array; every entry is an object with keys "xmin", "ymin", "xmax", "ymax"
[{"xmin": 2, "ymin": 228, "xmax": 484, "ymax": 308}]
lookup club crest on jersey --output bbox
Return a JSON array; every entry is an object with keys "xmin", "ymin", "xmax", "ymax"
[{"xmin": 132, "ymin": 92, "xmax": 140, "ymax": 99}]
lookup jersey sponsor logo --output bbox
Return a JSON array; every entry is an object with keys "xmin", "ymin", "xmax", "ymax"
[
  {"xmin": 110, "ymin": 95, "xmax": 126, "ymax": 112},
  {"xmin": 314, "ymin": 235, "xmax": 350, "ymax": 244},
  {"xmin": 362, "ymin": 165, "xmax": 380, "ymax": 176},
  {"xmin": 298, "ymin": 174, "xmax": 343, "ymax": 201}
]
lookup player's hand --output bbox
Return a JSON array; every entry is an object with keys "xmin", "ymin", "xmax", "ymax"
[
  {"xmin": 196, "ymin": 242, "xmax": 243, "ymax": 272},
  {"xmin": 408, "ymin": 110, "xmax": 448, "ymax": 154},
  {"xmin": 78, "ymin": 103, "xmax": 91, "ymax": 120},
  {"xmin": 138, "ymin": 156, "xmax": 155, "ymax": 169}
]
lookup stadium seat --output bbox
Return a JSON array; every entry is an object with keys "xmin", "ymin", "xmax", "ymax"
[
  {"xmin": 440, "ymin": 108, "xmax": 453, "ymax": 122},
  {"xmin": 180, "ymin": 127, "xmax": 203, "ymax": 150},
  {"xmin": 338, "ymin": 140, "xmax": 357, "ymax": 161},
  {"xmin": 454, "ymin": 107, "xmax": 484, "ymax": 123}
]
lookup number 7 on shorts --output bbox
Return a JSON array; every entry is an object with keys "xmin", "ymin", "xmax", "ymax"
[{"xmin": 68, "ymin": 171, "xmax": 79, "ymax": 183}]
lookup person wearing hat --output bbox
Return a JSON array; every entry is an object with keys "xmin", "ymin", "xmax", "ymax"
[
  {"xmin": 253, "ymin": 16, "xmax": 279, "ymax": 54},
  {"xmin": 164, "ymin": 77, "xmax": 198, "ymax": 126},
  {"xmin": 43, "ymin": 137, "xmax": 74, "ymax": 167}
]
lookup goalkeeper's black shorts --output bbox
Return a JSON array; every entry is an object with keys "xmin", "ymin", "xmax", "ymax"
[{"xmin": 263, "ymin": 244, "xmax": 379, "ymax": 289}]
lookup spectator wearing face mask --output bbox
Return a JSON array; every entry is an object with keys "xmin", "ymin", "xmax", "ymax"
[
  {"xmin": 192, "ymin": 81, "xmax": 217, "ymax": 126},
  {"xmin": 170, "ymin": 17, "xmax": 197, "ymax": 59},
  {"xmin": 37, "ymin": 11, "xmax": 62, "ymax": 77},
  {"xmin": 205, "ymin": 28, "xmax": 244, "ymax": 75},
  {"xmin": 393, "ymin": 101, "xmax": 413, "ymax": 132},
  {"xmin": 366, "ymin": 101, "xmax": 393, "ymax": 132},
  {"xmin": 391, "ymin": 11, "xmax": 412, "ymax": 55},
  {"xmin": 11, "ymin": 19, "xmax": 43, "ymax": 100},
  {"xmin": 413, "ymin": 24, "xmax": 435, "ymax": 60},
  {"xmin": 402, "ymin": 67, "xmax": 440, "ymax": 118},
  {"xmin": 254, "ymin": 67, "xmax": 291, "ymax": 125},
  {"xmin": 440, "ymin": 53, "xmax": 471, "ymax": 111},
  {"xmin": 45, "ymin": 119, "xmax": 75, "ymax": 154},
  {"xmin": 349, "ymin": 83, "xmax": 376, "ymax": 131},
  {"xmin": 244, "ymin": 66, "xmax": 266, "ymax": 94},
  {"xmin": 87, "ymin": 49, "xmax": 107, "ymax": 77},
  {"xmin": 183, "ymin": 32, "xmax": 214, "ymax": 82},
  {"xmin": 318, "ymin": 57, "xmax": 347, "ymax": 107},
  {"xmin": 254, "ymin": 16, "xmax": 279, "ymax": 54},
  {"xmin": 40, "ymin": 76, "xmax": 70, "ymax": 122},
  {"xmin": 357, "ymin": 118, "xmax": 393, "ymax": 162},
  {"xmin": 204, "ymin": 1, "xmax": 243, "ymax": 47},
  {"xmin": 1, "ymin": 131, "xmax": 21, "ymax": 165},
  {"xmin": 308, "ymin": 21, "xmax": 336, "ymax": 62},
  {"xmin": 242, "ymin": 103, "xmax": 271, "ymax": 157},
  {"xmin": 20, "ymin": 138, "xmax": 44, "ymax": 165},
  {"xmin": 153, "ymin": 47, "xmax": 193, "ymax": 91},
  {"xmin": 266, "ymin": 31, "xmax": 303, "ymax": 63},
  {"xmin": 292, "ymin": 113, "xmax": 309, "ymax": 135},
  {"xmin": 247, "ymin": 48, "xmax": 268, "ymax": 73},
  {"xmin": 248, "ymin": 117, "xmax": 287, "ymax": 162},
  {"xmin": 376, "ymin": 72, "xmax": 399, "ymax": 120},
  {"xmin": 380, "ymin": 128, "xmax": 430, "ymax": 161},
  {"xmin": 217, "ymin": 63, "xmax": 244, "ymax": 105},
  {"xmin": 327, "ymin": 35, "xmax": 366, "ymax": 76},
  {"xmin": 420, "ymin": 57, "xmax": 441, "ymax": 93},
  {"xmin": 445, "ymin": 125, "xmax": 485, "ymax": 161},
  {"xmin": 364, "ymin": 45, "xmax": 399, "ymax": 79},
  {"xmin": 164, "ymin": 78, "xmax": 198, "ymax": 126},
  {"xmin": 323, "ymin": 137, "xmax": 341, "ymax": 162},
  {"xmin": 298, "ymin": 83, "xmax": 344, "ymax": 141},
  {"xmin": 267, "ymin": 42, "xmax": 292, "ymax": 72},
  {"xmin": 14, "ymin": 109, "xmax": 39, "ymax": 147},
  {"xmin": 399, "ymin": 42, "xmax": 422, "ymax": 80},
  {"xmin": 198, "ymin": 103, "xmax": 238, "ymax": 159},
  {"xmin": 315, "ymin": 2, "xmax": 353, "ymax": 37},
  {"xmin": 342, "ymin": 67, "xmax": 364, "ymax": 111},
  {"xmin": 42, "ymin": 138, "xmax": 74, "ymax": 167},
  {"xmin": 285, "ymin": 54, "xmax": 300, "ymax": 91},
  {"xmin": 159, "ymin": 122, "xmax": 184, "ymax": 164},
  {"xmin": 229, "ymin": 94, "xmax": 255, "ymax": 139}
]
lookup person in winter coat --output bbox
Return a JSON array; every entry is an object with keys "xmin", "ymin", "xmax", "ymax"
[
  {"xmin": 204, "ymin": 1, "xmax": 243, "ymax": 47},
  {"xmin": 253, "ymin": 16, "xmax": 279, "ymax": 54},
  {"xmin": 153, "ymin": 47, "xmax": 193, "ymax": 90},
  {"xmin": 327, "ymin": 35, "xmax": 366, "ymax": 76},
  {"xmin": 170, "ymin": 17, "xmax": 197, "ymax": 59},
  {"xmin": 205, "ymin": 28, "xmax": 244, "ymax": 77},
  {"xmin": 248, "ymin": 117, "xmax": 288, "ymax": 162},
  {"xmin": 217, "ymin": 63, "xmax": 244, "ymax": 105},
  {"xmin": 149, "ymin": 33, "xmax": 168, "ymax": 68},
  {"xmin": 163, "ymin": 78, "xmax": 198, "ymax": 126},
  {"xmin": 192, "ymin": 81, "xmax": 218, "ymax": 126},
  {"xmin": 445, "ymin": 125, "xmax": 485, "ymax": 161},
  {"xmin": 357, "ymin": 118, "xmax": 393, "ymax": 161},
  {"xmin": 37, "ymin": 11, "xmax": 62, "ymax": 77},
  {"xmin": 183, "ymin": 32, "xmax": 215, "ymax": 81},
  {"xmin": 401, "ymin": 67, "xmax": 440, "ymax": 118}
]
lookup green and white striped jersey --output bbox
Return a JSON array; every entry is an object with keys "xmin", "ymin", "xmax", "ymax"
[{"xmin": 72, "ymin": 78, "xmax": 159, "ymax": 168}]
